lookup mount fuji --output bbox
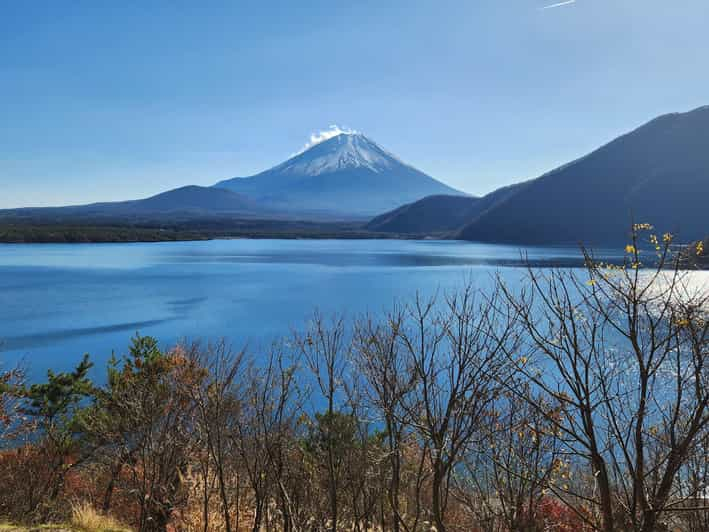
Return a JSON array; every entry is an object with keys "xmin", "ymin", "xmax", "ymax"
[{"xmin": 214, "ymin": 132, "xmax": 465, "ymax": 216}]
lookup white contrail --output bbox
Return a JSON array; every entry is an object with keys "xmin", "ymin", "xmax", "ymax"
[{"xmin": 540, "ymin": 0, "xmax": 576, "ymax": 9}]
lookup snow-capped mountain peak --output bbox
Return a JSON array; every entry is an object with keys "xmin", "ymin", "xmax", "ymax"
[
  {"xmin": 213, "ymin": 130, "xmax": 464, "ymax": 216},
  {"xmin": 274, "ymin": 132, "xmax": 402, "ymax": 176}
]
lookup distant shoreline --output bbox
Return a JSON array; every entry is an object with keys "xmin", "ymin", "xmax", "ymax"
[
  {"xmin": 2, "ymin": 224, "xmax": 706, "ymax": 272},
  {"xmin": 0, "ymin": 222, "xmax": 425, "ymax": 244}
]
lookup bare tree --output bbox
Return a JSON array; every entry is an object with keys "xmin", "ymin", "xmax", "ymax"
[
  {"xmin": 340, "ymin": 368, "xmax": 386, "ymax": 532},
  {"xmin": 185, "ymin": 340, "xmax": 246, "ymax": 532},
  {"xmin": 233, "ymin": 362, "xmax": 274, "ymax": 532},
  {"xmin": 674, "ymin": 428, "xmax": 709, "ymax": 532},
  {"xmin": 498, "ymin": 226, "xmax": 709, "ymax": 531},
  {"xmin": 354, "ymin": 308, "xmax": 419, "ymax": 532},
  {"xmin": 254, "ymin": 342, "xmax": 304, "ymax": 532},
  {"xmin": 297, "ymin": 312, "xmax": 348, "ymax": 532},
  {"xmin": 455, "ymin": 385, "xmax": 565, "ymax": 531},
  {"xmin": 396, "ymin": 284, "xmax": 517, "ymax": 532}
]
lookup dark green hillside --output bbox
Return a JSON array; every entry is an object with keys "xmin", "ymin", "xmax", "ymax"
[
  {"xmin": 366, "ymin": 195, "xmax": 480, "ymax": 234},
  {"xmin": 459, "ymin": 105, "xmax": 709, "ymax": 245},
  {"xmin": 366, "ymin": 182, "xmax": 527, "ymax": 235}
]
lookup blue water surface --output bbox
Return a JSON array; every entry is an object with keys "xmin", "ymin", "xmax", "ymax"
[{"xmin": 0, "ymin": 239, "xmax": 618, "ymax": 382}]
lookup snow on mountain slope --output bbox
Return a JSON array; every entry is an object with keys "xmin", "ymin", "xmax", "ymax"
[
  {"xmin": 214, "ymin": 132, "xmax": 464, "ymax": 216},
  {"xmin": 273, "ymin": 133, "xmax": 401, "ymax": 176}
]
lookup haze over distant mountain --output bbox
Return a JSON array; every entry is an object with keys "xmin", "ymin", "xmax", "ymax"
[
  {"xmin": 0, "ymin": 186, "xmax": 270, "ymax": 223},
  {"xmin": 214, "ymin": 132, "xmax": 465, "ymax": 216},
  {"xmin": 103, "ymin": 186, "xmax": 261, "ymax": 215}
]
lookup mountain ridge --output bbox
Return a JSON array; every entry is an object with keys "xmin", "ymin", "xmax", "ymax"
[
  {"xmin": 0, "ymin": 133, "xmax": 464, "ymax": 223},
  {"xmin": 366, "ymin": 181, "xmax": 530, "ymax": 235},
  {"xmin": 365, "ymin": 105, "xmax": 709, "ymax": 245},
  {"xmin": 457, "ymin": 105, "xmax": 709, "ymax": 244},
  {"xmin": 4, "ymin": 106, "xmax": 708, "ymax": 246},
  {"xmin": 0, "ymin": 186, "xmax": 282, "ymax": 226}
]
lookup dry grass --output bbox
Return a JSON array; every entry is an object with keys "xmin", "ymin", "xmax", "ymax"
[
  {"xmin": 70, "ymin": 502, "xmax": 131, "ymax": 532},
  {"xmin": 0, "ymin": 523, "xmax": 72, "ymax": 531}
]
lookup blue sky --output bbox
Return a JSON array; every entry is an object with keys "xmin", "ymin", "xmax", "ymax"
[{"xmin": 2, "ymin": 0, "xmax": 709, "ymax": 208}]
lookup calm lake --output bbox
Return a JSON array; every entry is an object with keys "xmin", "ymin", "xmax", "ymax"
[{"xmin": 0, "ymin": 239, "xmax": 621, "ymax": 381}]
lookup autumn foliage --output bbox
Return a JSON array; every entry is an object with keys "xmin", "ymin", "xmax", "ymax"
[{"xmin": 0, "ymin": 226, "xmax": 707, "ymax": 531}]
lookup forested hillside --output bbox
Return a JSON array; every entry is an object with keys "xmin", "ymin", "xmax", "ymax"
[{"xmin": 459, "ymin": 106, "xmax": 709, "ymax": 244}]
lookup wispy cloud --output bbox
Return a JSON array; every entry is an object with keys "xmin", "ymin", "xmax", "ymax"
[
  {"xmin": 296, "ymin": 125, "xmax": 357, "ymax": 154},
  {"xmin": 540, "ymin": 0, "xmax": 576, "ymax": 9}
]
